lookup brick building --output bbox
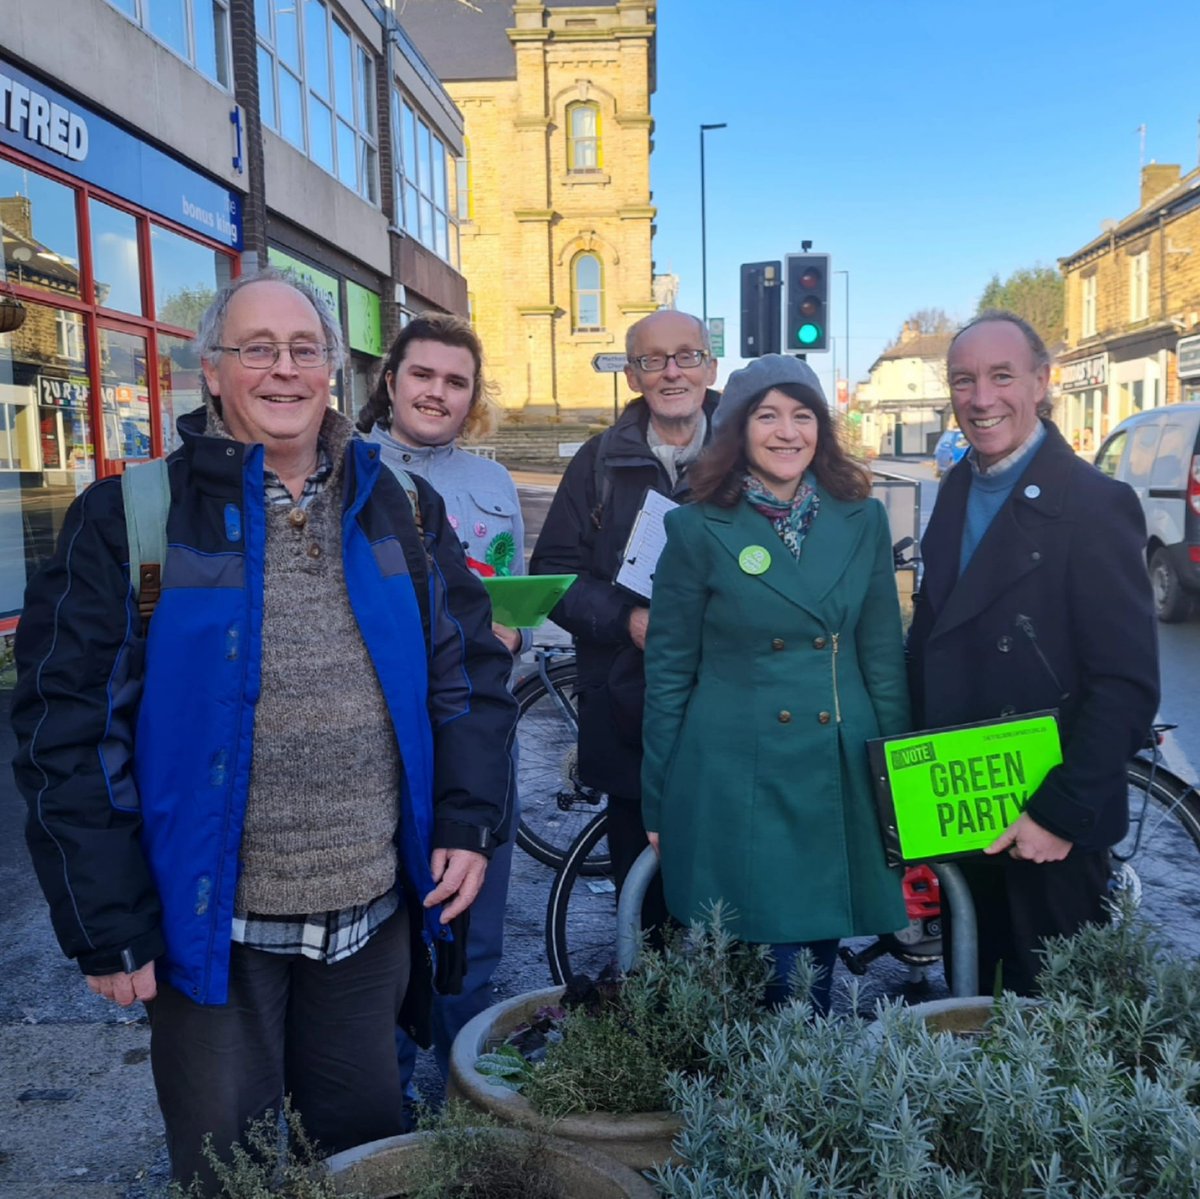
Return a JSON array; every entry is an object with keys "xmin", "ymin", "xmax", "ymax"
[
  {"xmin": 398, "ymin": 0, "xmax": 659, "ymax": 416},
  {"xmin": 0, "ymin": 0, "xmax": 467, "ymax": 625},
  {"xmin": 1058, "ymin": 163, "xmax": 1200, "ymax": 453}
]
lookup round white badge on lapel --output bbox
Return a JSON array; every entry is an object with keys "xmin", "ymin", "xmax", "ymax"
[
  {"xmin": 1024, "ymin": 484, "xmax": 1041, "ymax": 499},
  {"xmin": 738, "ymin": 545, "xmax": 772, "ymax": 575}
]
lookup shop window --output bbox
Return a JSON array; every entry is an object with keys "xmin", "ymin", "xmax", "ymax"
[
  {"xmin": 1082, "ymin": 275, "xmax": 1096, "ymax": 338},
  {"xmin": 151, "ymin": 224, "xmax": 231, "ymax": 331},
  {"xmin": 0, "ymin": 163, "xmax": 81, "ymax": 300},
  {"xmin": 258, "ymin": 0, "xmax": 379, "ymax": 202},
  {"xmin": 571, "ymin": 253, "xmax": 604, "ymax": 332},
  {"xmin": 98, "ymin": 328, "xmax": 151, "ymax": 463},
  {"xmin": 158, "ymin": 333, "xmax": 204, "ymax": 455},
  {"xmin": 90, "ymin": 199, "xmax": 144, "ymax": 316},
  {"xmin": 567, "ymin": 102, "xmax": 601, "ymax": 172},
  {"xmin": 0, "ymin": 300, "xmax": 96, "ymax": 620},
  {"xmin": 1129, "ymin": 250, "xmax": 1149, "ymax": 322},
  {"xmin": 103, "ymin": 0, "xmax": 231, "ymax": 87},
  {"xmin": 392, "ymin": 92, "xmax": 456, "ymax": 266}
]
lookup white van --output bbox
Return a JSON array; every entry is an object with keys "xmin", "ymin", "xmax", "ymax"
[{"xmin": 1094, "ymin": 403, "xmax": 1200, "ymax": 622}]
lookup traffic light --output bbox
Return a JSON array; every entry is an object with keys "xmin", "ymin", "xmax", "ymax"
[
  {"xmin": 785, "ymin": 253, "xmax": 830, "ymax": 353},
  {"xmin": 739, "ymin": 261, "xmax": 782, "ymax": 357}
]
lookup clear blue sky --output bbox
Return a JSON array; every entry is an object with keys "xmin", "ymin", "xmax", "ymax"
[{"xmin": 648, "ymin": 0, "xmax": 1200, "ymax": 399}]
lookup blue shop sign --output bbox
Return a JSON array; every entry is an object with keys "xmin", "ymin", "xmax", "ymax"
[{"xmin": 0, "ymin": 57, "xmax": 241, "ymax": 250}]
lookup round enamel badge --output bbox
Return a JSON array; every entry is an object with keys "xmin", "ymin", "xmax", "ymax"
[{"xmin": 739, "ymin": 545, "xmax": 772, "ymax": 575}]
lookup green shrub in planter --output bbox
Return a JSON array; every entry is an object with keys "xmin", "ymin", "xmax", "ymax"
[
  {"xmin": 492, "ymin": 904, "xmax": 781, "ymax": 1119},
  {"xmin": 655, "ymin": 912, "xmax": 1200, "ymax": 1198}
]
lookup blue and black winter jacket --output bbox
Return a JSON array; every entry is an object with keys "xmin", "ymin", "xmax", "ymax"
[{"xmin": 12, "ymin": 409, "xmax": 516, "ymax": 1005}]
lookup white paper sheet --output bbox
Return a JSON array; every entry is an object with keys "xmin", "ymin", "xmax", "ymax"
[{"xmin": 615, "ymin": 489, "xmax": 679, "ymax": 599}]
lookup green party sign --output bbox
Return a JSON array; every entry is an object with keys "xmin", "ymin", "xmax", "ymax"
[{"xmin": 867, "ymin": 711, "xmax": 1062, "ymax": 866}]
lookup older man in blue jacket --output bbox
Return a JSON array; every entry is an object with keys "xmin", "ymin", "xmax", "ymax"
[
  {"xmin": 11, "ymin": 270, "xmax": 516, "ymax": 1192},
  {"xmin": 907, "ymin": 310, "xmax": 1158, "ymax": 996}
]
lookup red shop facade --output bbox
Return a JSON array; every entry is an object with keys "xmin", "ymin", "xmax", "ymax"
[{"xmin": 0, "ymin": 55, "xmax": 242, "ymax": 629}]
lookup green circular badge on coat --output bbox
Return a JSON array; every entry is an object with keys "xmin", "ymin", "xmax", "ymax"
[{"xmin": 738, "ymin": 545, "xmax": 772, "ymax": 575}]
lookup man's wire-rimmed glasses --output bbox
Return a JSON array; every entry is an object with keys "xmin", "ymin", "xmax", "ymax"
[{"xmin": 214, "ymin": 342, "xmax": 332, "ymax": 369}]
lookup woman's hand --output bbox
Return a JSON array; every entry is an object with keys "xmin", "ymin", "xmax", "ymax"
[
  {"xmin": 647, "ymin": 831, "xmax": 660, "ymax": 856},
  {"xmin": 493, "ymin": 622, "xmax": 522, "ymax": 654}
]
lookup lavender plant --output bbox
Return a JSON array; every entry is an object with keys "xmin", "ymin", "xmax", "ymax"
[{"xmin": 656, "ymin": 910, "xmax": 1200, "ymax": 1198}]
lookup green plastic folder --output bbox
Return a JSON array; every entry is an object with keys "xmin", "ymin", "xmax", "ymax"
[{"xmin": 482, "ymin": 574, "xmax": 577, "ymax": 628}]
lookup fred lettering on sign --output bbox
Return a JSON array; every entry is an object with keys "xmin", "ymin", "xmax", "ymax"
[{"xmin": 867, "ymin": 711, "xmax": 1062, "ymax": 866}]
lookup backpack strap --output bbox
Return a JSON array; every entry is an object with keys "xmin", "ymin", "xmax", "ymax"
[
  {"xmin": 386, "ymin": 465, "xmax": 433, "ymax": 657},
  {"xmin": 590, "ymin": 427, "xmax": 614, "ymax": 530},
  {"xmin": 121, "ymin": 457, "xmax": 170, "ymax": 625}
]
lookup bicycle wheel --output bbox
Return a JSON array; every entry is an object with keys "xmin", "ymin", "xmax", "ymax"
[
  {"xmin": 545, "ymin": 812, "xmax": 619, "ymax": 986},
  {"xmin": 1116, "ymin": 758, "xmax": 1200, "ymax": 958},
  {"xmin": 514, "ymin": 664, "xmax": 610, "ymax": 873}
]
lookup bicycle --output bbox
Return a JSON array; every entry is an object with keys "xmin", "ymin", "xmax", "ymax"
[
  {"xmin": 512, "ymin": 645, "xmax": 610, "ymax": 875},
  {"xmin": 547, "ymin": 724, "xmax": 1200, "ymax": 988}
]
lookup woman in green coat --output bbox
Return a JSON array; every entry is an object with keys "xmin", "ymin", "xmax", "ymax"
[{"xmin": 641, "ymin": 354, "xmax": 909, "ymax": 1012}]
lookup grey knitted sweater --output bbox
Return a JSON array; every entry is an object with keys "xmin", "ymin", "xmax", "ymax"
[{"xmin": 231, "ymin": 410, "xmax": 402, "ymax": 914}]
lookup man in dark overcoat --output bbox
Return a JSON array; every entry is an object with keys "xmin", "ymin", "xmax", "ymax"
[{"xmin": 906, "ymin": 310, "xmax": 1159, "ymax": 995}]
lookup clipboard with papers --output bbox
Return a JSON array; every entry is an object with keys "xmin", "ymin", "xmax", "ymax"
[{"xmin": 615, "ymin": 489, "xmax": 679, "ymax": 599}]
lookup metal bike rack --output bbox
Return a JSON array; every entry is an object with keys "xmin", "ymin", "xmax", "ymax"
[
  {"xmin": 616, "ymin": 844, "xmax": 659, "ymax": 973},
  {"xmin": 928, "ymin": 861, "xmax": 977, "ymax": 998},
  {"xmin": 615, "ymin": 847, "xmax": 981, "ymax": 998}
]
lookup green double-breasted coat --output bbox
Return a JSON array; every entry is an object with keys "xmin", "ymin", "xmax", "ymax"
[{"xmin": 641, "ymin": 488, "xmax": 910, "ymax": 944}]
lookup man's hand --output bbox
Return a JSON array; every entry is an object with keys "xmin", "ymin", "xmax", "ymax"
[
  {"xmin": 647, "ymin": 831, "xmax": 660, "ymax": 856},
  {"xmin": 425, "ymin": 849, "xmax": 489, "ymax": 923},
  {"xmin": 985, "ymin": 813, "xmax": 1073, "ymax": 863},
  {"xmin": 86, "ymin": 961, "xmax": 157, "ymax": 1008},
  {"xmin": 627, "ymin": 607, "xmax": 650, "ymax": 650},
  {"xmin": 493, "ymin": 622, "xmax": 522, "ymax": 654}
]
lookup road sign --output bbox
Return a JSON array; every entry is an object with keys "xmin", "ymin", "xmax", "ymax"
[
  {"xmin": 591, "ymin": 353, "xmax": 627, "ymax": 372},
  {"xmin": 707, "ymin": 317, "xmax": 725, "ymax": 358}
]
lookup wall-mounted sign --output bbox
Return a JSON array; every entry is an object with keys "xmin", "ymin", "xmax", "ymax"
[
  {"xmin": 1060, "ymin": 354, "xmax": 1107, "ymax": 392},
  {"xmin": 0, "ymin": 57, "xmax": 242, "ymax": 249},
  {"xmin": 347, "ymin": 280, "xmax": 382, "ymax": 356},
  {"xmin": 1177, "ymin": 334, "xmax": 1200, "ymax": 380},
  {"xmin": 267, "ymin": 247, "xmax": 342, "ymax": 324}
]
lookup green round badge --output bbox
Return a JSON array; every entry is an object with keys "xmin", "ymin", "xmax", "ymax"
[{"xmin": 738, "ymin": 545, "xmax": 772, "ymax": 575}]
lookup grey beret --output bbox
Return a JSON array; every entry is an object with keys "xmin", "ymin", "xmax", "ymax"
[{"xmin": 713, "ymin": 353, "xmax": 828, "ymax": 432}]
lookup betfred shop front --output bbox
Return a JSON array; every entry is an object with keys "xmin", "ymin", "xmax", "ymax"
[{"xmin": 0, "ymin": 57, "xmax": 241, "ymax": 629}]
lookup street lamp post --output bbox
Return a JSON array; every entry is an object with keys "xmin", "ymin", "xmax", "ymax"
[
  {"xmin": 835, "ymin": 268, "xmax": 850, "ymax": 403},
  {"xmin": 699, "ymin": 122, "xmax": 727, "ymax": 324}
]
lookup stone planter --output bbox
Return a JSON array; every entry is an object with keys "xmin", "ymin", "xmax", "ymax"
[
  {"xmin": 326, "ymin": 1128, "xmax": 657, "ymax": 1198},
  {"xmin": 448, "ymin": 985, "xmax": 681, "ymax": 1171},
  {"xmin": 901, "ymin": 995, "xmax": 1039, "ymax": 1036}
]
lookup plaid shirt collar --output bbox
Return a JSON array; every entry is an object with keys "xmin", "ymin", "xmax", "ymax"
[{"xmin": 263, "ymin": 442, "xmax": 334, "ymax": 509}]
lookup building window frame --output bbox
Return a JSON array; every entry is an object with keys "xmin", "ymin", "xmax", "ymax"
[
  {"xmin": 103, "ymin": 0, "xmax": 232, "ymax": 88},
  {"xmin": 571, "ymin": 251, "xmax": 605, "ymax": 332},
  {"xmin": 257, "ymin": 0, "xmax": 379, "ymax": 203},
  {"xmin": 566, "ymin": 101, "xmax": 602, "ymax": 172},
  {"xmin": 391, "ymin": 90, "xmax": 457, "ymax": 266},
  {"xmin": 1129, "ymin": 249, "xmax": 1150, "ymax": 322},
  {"xmin": 1082, "ymin": 273, "xmax": 1097, "ymax": 338}
]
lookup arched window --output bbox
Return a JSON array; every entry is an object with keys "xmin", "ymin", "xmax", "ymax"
[
  {"xmin": 572, "ymin": 253, "xmax": 604, "ymax": 331},
  {"xmin": 566, "ymin": 101, "xmax": 601, "ymax": 172}
]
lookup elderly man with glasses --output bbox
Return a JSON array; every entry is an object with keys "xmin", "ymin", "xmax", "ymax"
[
  {"xmin": 11, "ymin": 269, "xmax": 517, "ymax": 1193},
  {"xmin": 531, "ymin": 310, "xmax": 719, "ymax": 930}
]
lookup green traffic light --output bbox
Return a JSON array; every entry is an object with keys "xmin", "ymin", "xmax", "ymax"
[{"xmin": 798, "ymin": 323, "xmax": 821, "ymax": 346}]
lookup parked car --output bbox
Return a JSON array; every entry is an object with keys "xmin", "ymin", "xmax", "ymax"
[
  {"xmin": 1093, "ymin": 403, "xmax": 1200, "ymax": 622},
  {"xmin": 933, "ymin": 428, "xmax": 970, "ymax": 477}
]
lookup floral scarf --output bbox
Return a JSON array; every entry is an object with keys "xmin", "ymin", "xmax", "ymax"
[{"xmin": 742, "ymin": 473, "xmax": 820, "ymax": 560}]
